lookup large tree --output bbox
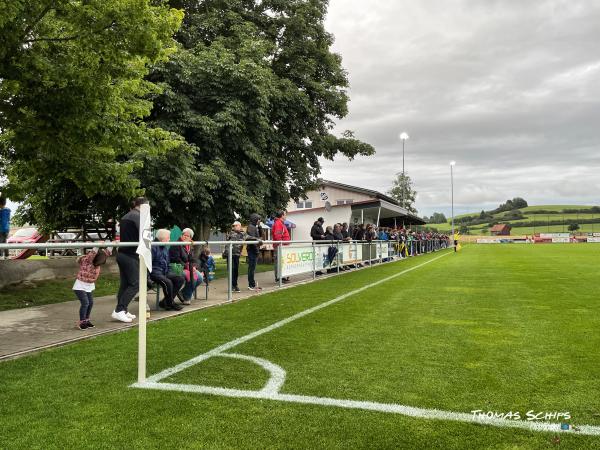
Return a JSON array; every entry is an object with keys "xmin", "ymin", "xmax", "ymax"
[
  {"xmin": 142, "ymin": 0, "xmax": 374, "ymax": 234},
  {"xmin": 0, "ymin": 0, "xmax": 182, "ymax": 231}
]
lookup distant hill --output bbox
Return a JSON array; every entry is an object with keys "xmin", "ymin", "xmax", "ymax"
[{"xmin": 434, "ymin": 204, "xmax": 600, "ymax": 235}]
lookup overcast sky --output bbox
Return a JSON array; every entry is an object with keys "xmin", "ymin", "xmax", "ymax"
[{"xmin": 322, "ymin": 0, "xmax": 600, "ymax": 216}]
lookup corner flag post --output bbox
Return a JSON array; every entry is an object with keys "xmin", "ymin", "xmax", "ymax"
[{"xmin": 137, "ymin": 203, "xmax": 152, "ymax": 383}]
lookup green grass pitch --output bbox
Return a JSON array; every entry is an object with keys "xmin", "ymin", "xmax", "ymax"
[{"xmin": 1, "ymin": 245, "xmax": 600, "ymax": 449}]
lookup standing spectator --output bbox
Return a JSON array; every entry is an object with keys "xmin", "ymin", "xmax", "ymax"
[
  {"xmin": 112, "ymin": 197, "xmax": 147, "ymax": 323},
  {"xmin": 324, "ymin": 226, "xmax": 335, "ymax": 240},
  {"xmin": 333, "ymin": 224, "xmax": 344, "ymax": 241},
  {"xmin": 341, "ymin": 223, "xmax": 352, "ymax": 241},
  {"xmin": 73, "ymin": 248, "xmax": 110, "ymax": 329},
  {"xmin": 246, "ymin": 214, "xmax": 263, "ymax": 291},
  {"xmin": 352, "ymin": 223, "xmax": 365, "ymax": 241},
  {"xmin": 151, "ymin": 229, "xmax": 184, "ymax": 311},
  {"xmin": 310, "ymin": 217, "xmax": 326, "ymax": 240},
  {"xmin": 365, "ymin": 224, "xmax": 376, "ymax": 241},
  {"xmin": 0, "ymin": 197, "xmax": 10, "ymax": 259},
  {"xmin": 311, "ymin": 217, "xmax": 326, "ymax": 275},
  {"xmin": 272, "ymin": 210, "xmax": 291, "ymax": 283},
  {"xmin": 169, "ymin": 228, "xmax": 201, "ymax": 305},
  {"xmin": 225, "ymin": 221, "xmax": 249, "ymax": 293},
  {"xmin": 378, "ymin": 228, "xmax": 389, "ymax": 241}
]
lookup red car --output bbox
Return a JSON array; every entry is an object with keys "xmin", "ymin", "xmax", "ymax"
[{"xmin": 6, "ymin": 228, "xmax": 46, "ymax": 259}]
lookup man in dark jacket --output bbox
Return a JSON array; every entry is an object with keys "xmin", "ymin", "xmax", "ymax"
[
  {"xmin": 341, "ymin": 223, "xmax": 351, "ymax": 240},
  {"xmin": 333, "ymin": 224, "xmax": 344, "ymax": 241},
  {"xmin": 310, "ymin": 217, "xmax": 325, "ymax": 240},
  {"xmin": 225, "ymin": 221, "xmax": 249, "ymax": 292},
  {"xmin": 246, "ymin": 214, "xmax": 263, "ymax": 291},
  {"xmin": 112, "ymin": 197, "xmax": 147, "ymax": 323},
  {"xmin": 352, "ymin": 224, "xmax": 365, "ymax": 241}
]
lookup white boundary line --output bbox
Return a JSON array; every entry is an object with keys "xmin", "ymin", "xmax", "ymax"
[
  {"xmin": 132, "ymin": 250, "xmax": 600, "ymax": 437},
  {"xmin": 133, "ymin": 381, "xmax": 600, "ymax": 436}
]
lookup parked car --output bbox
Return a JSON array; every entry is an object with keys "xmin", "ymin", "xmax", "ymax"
[
  {"xmin": 6, "ymin": 228, "xmax": 45, "ymax": 258},
  {"xmin": 7, "ymin": 228, "xmax": 41, "ymax": 244}
]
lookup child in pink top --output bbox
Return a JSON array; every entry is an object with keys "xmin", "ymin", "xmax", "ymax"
[{"xmin": 73, "ymin": 249, "xmax": 110, "ymax": 329}]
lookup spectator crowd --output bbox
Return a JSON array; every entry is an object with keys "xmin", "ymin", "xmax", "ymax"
[{"xmin": 67, "ymin": 197, "xmax": 449, "ymax": 326}]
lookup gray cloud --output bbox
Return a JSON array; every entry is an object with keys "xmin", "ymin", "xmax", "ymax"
[{"xmin": 322, "ymin": 0, "xmax": 600, "ymax": 216}]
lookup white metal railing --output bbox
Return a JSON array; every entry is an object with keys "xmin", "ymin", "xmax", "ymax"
[{"xmin": 0, "ymin": 237, "xmax": 451, "ymax": 302}]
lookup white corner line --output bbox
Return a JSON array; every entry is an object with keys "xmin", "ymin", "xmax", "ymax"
[
  {"xmin": 218, "ymin": 353, "xmax": 286, "ymax": 394},
  {"xmin": 131, "ymin": 381, "xmax": 600, "ymax": 437},
  {"xmin": 142, "ymin": 252, "xmax": 451, "ymax": 384}
]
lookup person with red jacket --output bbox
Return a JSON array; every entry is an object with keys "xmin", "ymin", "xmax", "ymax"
[{"xmin": 272, "ymin": 210, "xmax": 290, "ymax": 283}]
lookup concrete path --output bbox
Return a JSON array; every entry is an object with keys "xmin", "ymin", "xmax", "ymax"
[{"xmin": 0, "ymin": 267, "xmax": 336, "ymax": 360}]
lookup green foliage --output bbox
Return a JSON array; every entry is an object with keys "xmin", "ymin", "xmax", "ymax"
[
  {"xmin": 426, "ymin": 212, "xmax": 447, "ymax": 224},
  {"xmin": 498, "ymin": 209, "xmax": 524, "ymax": 221},
  {"xmin": 561, "ymin": 206, "xmax": 600, "ymax": 214},
  {"xmin": 0, "ymin": 0, "xmax": 183, "ymax": 231},
  {"xmin": 511, "ymin": 217, "xmax": 600, "ymax": 228},
  {"xmin": 388, "ymin": 172, "xmax": 417, "ymax": 214},
  {"xmin": 489, "ymin": 197, "xmax": 528, "ymax": 215},
  {"xmin": 142, "ymin": 0, "xmax": 374, "ymax": 232},
  {"xmin": 568, "ymin": 223, "xmax": 580, "ymax": 232}
]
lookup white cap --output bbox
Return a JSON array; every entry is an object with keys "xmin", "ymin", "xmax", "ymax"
[{"xmin": 232, "ymin": 221, "xmax": 241, "ymax": 226}]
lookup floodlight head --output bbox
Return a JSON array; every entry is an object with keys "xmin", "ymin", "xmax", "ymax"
[
  {"xmin": 399, "ymin": 132, "xmax": 410, "ymax": 141},
  {"xmin": 450, "ymin": 160, "xmax": 456, "ymax": 166}
]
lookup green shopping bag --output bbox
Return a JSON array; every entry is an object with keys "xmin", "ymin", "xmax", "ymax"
[{"xmin": 169, "ymin": 263, "xmax": 184, "ymax": 276}]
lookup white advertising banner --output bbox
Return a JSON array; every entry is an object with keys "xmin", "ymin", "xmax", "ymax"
[
  {"xmin": 540, "ymin": 233, "xmax": 570, "ymax": 239},
  {"xmin": 588, "ymin": 233, "xmax": 600, "ymax": 237},
  {"xmin": 551, "ymin": 237, "xmax": 570, "ymax": 243},
  {"xmin": 280, "ymin": 245, "xmax": 321, "ymax": 277},
  {"xmin": 587, "ymin": 237, "xmax": 600, "ymax": 243},
  {"xmin": 341, "ymin": 244, "xmax": 363, "ymax": 265},
  {"xmin": 477, "ymin": 239, "xmax": 500, "ymax": 244},
  {"xmin": 376, "ymin": 243, "xmax": 390, "ymax": 259},
  {"xmin": 281, "ymin": 243, "xmax": 368, "ymax": 276}
]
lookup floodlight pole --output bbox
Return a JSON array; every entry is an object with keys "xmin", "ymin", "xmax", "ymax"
[
  {"xmin": 402, "ymin": 138, "xmax": 405, "ymax": 178},
  {"xmin": 450, "ymin": 162, "xmax": 455, "ymax": 238},
  {"xmin": 399, "ymin": 132, "xmax": 409, "ymax": 208}
]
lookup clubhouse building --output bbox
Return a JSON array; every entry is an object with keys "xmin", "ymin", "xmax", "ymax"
[{"xmin": 286, "ymin": 180, "xmax": 425, "ymax": 240}]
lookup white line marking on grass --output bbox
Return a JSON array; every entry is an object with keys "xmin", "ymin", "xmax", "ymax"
[
  {"xmin": 144, "ymin": 252, "xmax": 450, "ymax": 383},
  {"xmin": 218, "ymin": 353, "xmax": 286, "ymax": 394},
  {"xmin": 132, "ymin": 250, "xmax": 600, "ymax": 436},
  {"xmin": 131, "ymin": 381, "xmax": 600, "ymax": 437}
]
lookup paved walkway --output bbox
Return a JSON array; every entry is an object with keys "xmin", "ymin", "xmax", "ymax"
[{"xmin": 0, "ymin": 267, "xmax": 336, "ymax": 360}]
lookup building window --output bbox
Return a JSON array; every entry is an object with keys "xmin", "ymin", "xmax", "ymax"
[
  {"xmin": 336, "ymin": 199, "xmax": 354, "ymax": 205},
  {"xmin": 296, "ymin": 201, "xmax": 313, "ymax": 209}
]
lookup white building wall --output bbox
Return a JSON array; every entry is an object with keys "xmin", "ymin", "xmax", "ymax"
[{"xmin": 287, "ymin": 205, "xmax": 353, "ymax": 240}]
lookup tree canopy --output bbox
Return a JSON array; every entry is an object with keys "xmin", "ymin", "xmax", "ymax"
[
  {"xmin": 0, "ymin": 0, "xmax": 183, "ymax": 231},
  {"xmin": 0, "ymin": 0, "xmax": 373, "ymax": 234},
  {"xmin": 426, "ymin": 212, "xmax": 447, "ymax": 224},
  {"xmin": 142, "ymin": 0, "xmax": 374, "ymax": 234}
]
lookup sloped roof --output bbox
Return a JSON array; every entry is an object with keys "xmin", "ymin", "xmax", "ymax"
[
  {"xmin": 319, "ymin": 179, "xmax": 400, "ymax": 206},
  {"xmin": 490, "ymin": 224, "xmax": 511, "ymax": 231}
]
